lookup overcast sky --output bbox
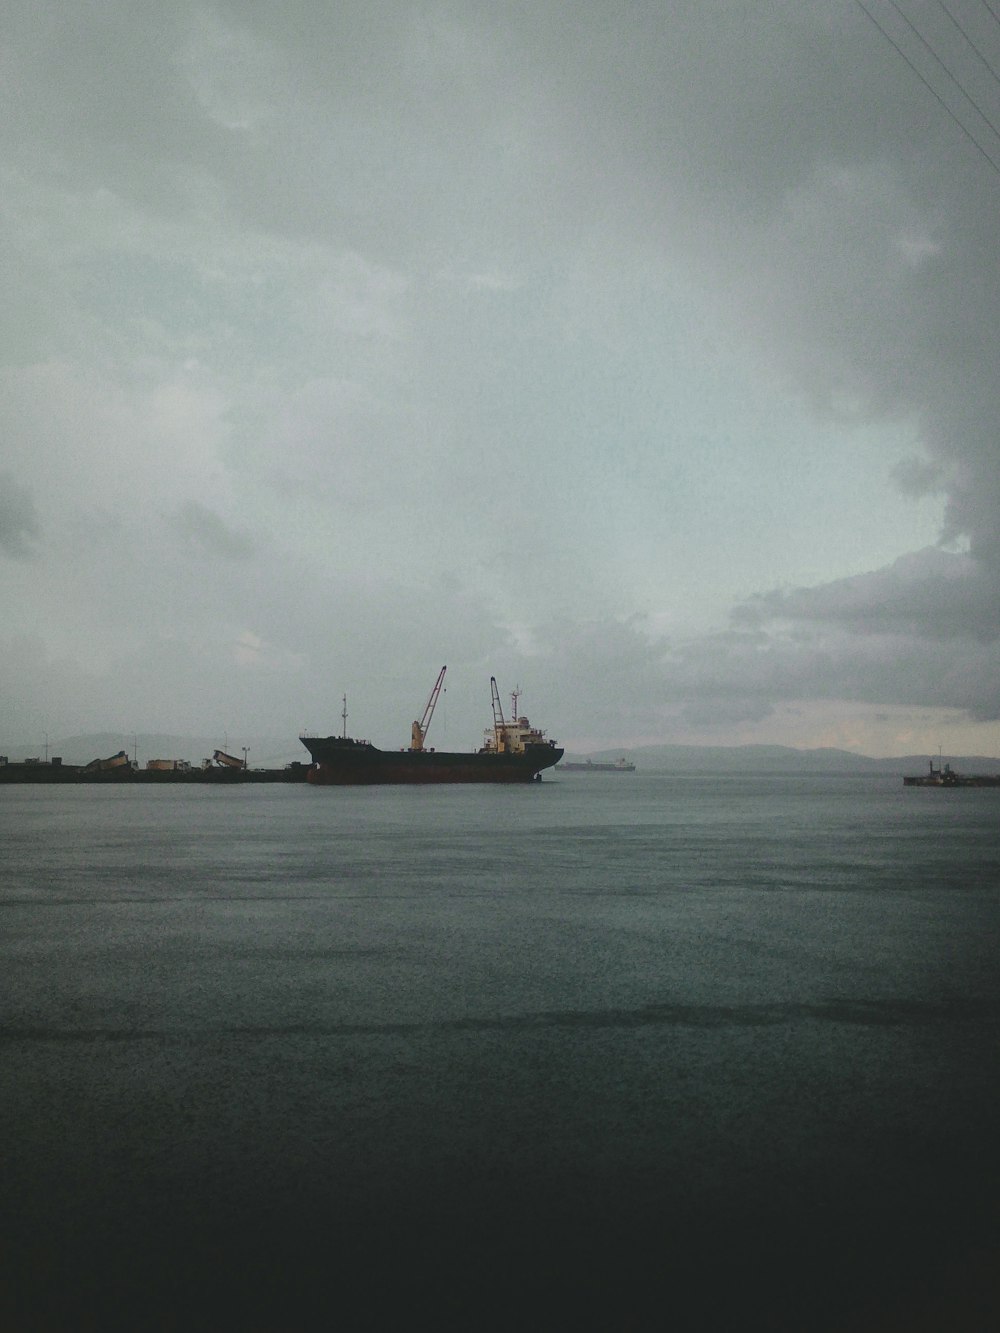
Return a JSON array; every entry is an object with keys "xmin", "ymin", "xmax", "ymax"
[{"xmin": 3, "ymin": 0, "xmax": 1000, "ymax": 758}]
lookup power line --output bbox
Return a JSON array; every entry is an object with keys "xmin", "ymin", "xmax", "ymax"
[
  {"xmin": 981, "ymin": 1, "xmax": 1000, "ymax": 30},
  {"xmin": 888, "ymin": 0, "xmax": 1000, "ymax": 142},
  {"xmin": 937, "ymin": 0, "xmax": 1000, "ymax": 87},
  {"xmin": 853, "ymin": 0, "xmax": 1000, "ymax": 179}
]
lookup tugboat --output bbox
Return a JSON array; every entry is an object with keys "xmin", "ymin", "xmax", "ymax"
[
  {"xmin": 301, "ymin": 670, "xmax": 562, "ymax": 785},
  {"xmin": 903, "ymin": 756, "xmax": 1000, "ymax": 787}
]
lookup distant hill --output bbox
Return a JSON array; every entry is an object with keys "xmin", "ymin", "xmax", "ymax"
[
  {"xmin": 5, "ymin": 734, "xmax": 999, "ymax": 776},
  {"xmin": 560, "ymin": 744, "xmax": 1000, "ymax": 775}
]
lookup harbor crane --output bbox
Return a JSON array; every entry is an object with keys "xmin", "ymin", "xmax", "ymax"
[{"xmin": 411, "ymin": 666, "xmax": 447, "ymax": 751}]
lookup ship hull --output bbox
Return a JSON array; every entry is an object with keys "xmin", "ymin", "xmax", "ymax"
[
  {"xmin": 558, "ymin": 762, "xmax": 635, "ymax": 773},
  {"xmin": 302, "ymin": 739, "xmax": 563, "ymax": 785},
  {"xmin": 0, "ymin": 764, "xmax": 311, "ymax": 784},
  {"xmin": 0, "ymin": 763, "xmax": 84, "ymax": 783}
]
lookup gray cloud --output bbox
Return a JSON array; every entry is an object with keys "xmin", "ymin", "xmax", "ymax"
[
  {"xmin": 3, "ymin": 2, "xmax": 1000, "ymax": 752},
  {"xmin": 891, "ymin": 456, "xmax": 945, "ymax": 499},
  {"xmin": 735, "ymin": 548, "xmax": 1000, "ymax": 644},
  {"xmin": 673, "ymin": 624, "xmax": 1000, "ymax": 721},
  {"xmin": 170, "ymin": 501, "xmax": 255, "ymax": 559},
  {"xmin": 711, "ymin": 529, "xmax": 1000, "ymax": 729},
  {"xmin": 0, "ymin": 472, "xmax": 40, "ymax": 558}
]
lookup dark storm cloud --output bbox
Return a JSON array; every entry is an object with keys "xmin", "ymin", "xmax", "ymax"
[
  {"xmin": 0, "ymin": 472, "xmax": 40, "ymax": 558},
  {"xmin": 524, "ymin": 570, "xmax": 1000, "ymax": 736},
  {"xmin": 636, "ymin": 618, "xmax": 1000, "ymax": 728},
  {"xmin": 735, "ymin": 549, "xmax": 1000, "ymax": 645},
  {"xmin": 891, "ymin": 456, "xmax": 945, "ymax": 499},
  {"xmin": 732, "ymin": 546, "xmax": 1000, "ymax": 721},
  {"xmin": 4, "ymin": 0, "xmax": 1000, "ymax": 746},
  {"xmin": 6, "ymin": 2, "xmax": 996, "ymax": 551},
  {"xmin": 701, "ymin": 625, "xmax": 997, "ymax": 718},
  {"xmin": 220, "ymin": 0, "xmax": 999, "ymax": 599},
  {"xmin": 489, "ymin": 2, "xmax": 1000, "ymax": 618},
  {"xmin": 522, "ymin": 0, "xmax": 1000, "ymax": 726}
]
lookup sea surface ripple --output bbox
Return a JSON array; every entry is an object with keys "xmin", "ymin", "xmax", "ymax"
[{"xmin": 2, "ymin": 773, "xmax": 998, "ymax": 1330}]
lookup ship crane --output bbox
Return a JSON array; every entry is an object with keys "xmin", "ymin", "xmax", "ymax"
[
  {"xmin": 490, "ymin": 676, "xmax": 510, "ymax": 752},
  {"xmin": 411, "ymin": 666, "xmax": 447, "ymax": 751}
]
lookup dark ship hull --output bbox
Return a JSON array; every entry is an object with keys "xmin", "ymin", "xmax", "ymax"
[
  {"xmin": 0, "ymin": 761, "xmax": 84, "ymax": 783},
  {"xmin": 302, "ymin": 671, "xmax": 562, "ymax": 785},
  {"xmin": 903, "ymin": 758, "xmax": 1000, "ymax": 787},
  {"xmin": 903, "ymin": 770, "xmax": 1000, "ymax": 787},
  {"xmin": 0, "ymin": 756, "xmax": 311, "ymax": 784},
  {"xmin": 301, "ymin": 737, "xmax": 562, "ymax": 785},
  {"xmin": 559, "ymin": 760, "xmax": 635, "ymax": 773}
]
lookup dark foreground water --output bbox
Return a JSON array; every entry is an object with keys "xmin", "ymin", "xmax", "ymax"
[{"xmin": 2, "ymin": 773, "xmax": 999, "ymax": 1331}]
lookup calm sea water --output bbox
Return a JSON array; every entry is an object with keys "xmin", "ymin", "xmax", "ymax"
[{"xmin": 2, "ymin": 773, "xmax": 998, "ymax": 1330}]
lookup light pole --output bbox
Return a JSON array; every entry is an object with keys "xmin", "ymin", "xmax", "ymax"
[{"xmin": 242, "ymin": 747, "xmax": 249, "ymax": 770}]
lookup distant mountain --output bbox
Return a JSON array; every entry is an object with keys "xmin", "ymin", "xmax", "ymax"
[
  {"xmin": 561, "ymin": 744, "xmax": 1000, "ymax": 774},
  {"xmin": 5, "ymin": 734, "xmax": 999, "ymax": 776}
]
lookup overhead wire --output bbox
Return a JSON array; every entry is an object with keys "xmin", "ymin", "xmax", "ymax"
[
  {"xmin": 853, "ymin": 0, "xmax": 1000, "ymax": 178},
  {"xmin": 887, "ymin": 0, "xmax": 1000, "ymax": 141},
  {"xmin": 937, "ymin": 0, "xmax": 1000, "ymax": 86}
]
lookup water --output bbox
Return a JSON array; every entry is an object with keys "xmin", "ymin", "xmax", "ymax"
[{"xmin": 2, "ymin": 774, "xmax": 998, "ymax": 1330}]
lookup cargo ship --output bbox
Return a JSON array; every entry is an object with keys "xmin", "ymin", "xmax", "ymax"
[
  {"xmin": 558, "ymin": 757, "xmax": 636, "ymax": 773},
  {"xmin": 0, "ymin": 750, "xmax": 309, "ymax": 783},
  {"xmin": 301, "ymin": 670, "xmax": 562, "ymax": 785}
]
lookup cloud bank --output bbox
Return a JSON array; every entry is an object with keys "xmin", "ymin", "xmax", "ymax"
[{"xmin": 2, "ymin": 1, "xmax": 999, "ymax": 753}]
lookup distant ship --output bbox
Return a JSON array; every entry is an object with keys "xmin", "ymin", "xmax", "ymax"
[
  {"xmin": 558, "ymin": 757, "xmax": 636, "ymax": 773},
  {"xmin": 903, "ymin": 757, "xmax": 1000, "ymax": 787},
  {"xmin": 301, "ymin": 670, "xmax": 562, "ymax": 785}
]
